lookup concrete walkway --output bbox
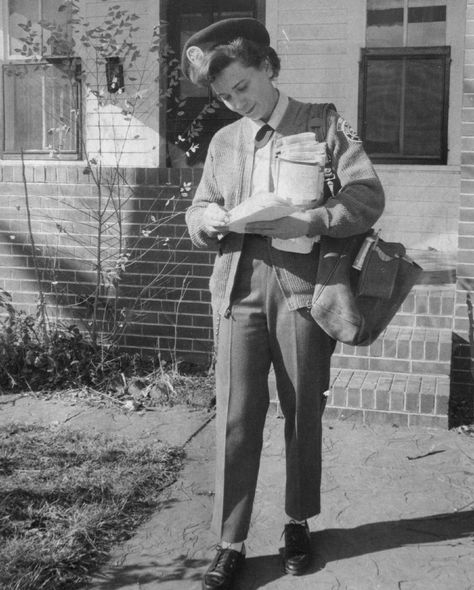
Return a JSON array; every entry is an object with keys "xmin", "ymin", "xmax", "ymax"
[{"xmin": 84, "ymin": 411, "xmax": 474, "ymax": 590}]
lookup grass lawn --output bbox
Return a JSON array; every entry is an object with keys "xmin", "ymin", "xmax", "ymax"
[{"xmin": 0, "ymin": 422, "xmax": 185, "ymax": 590}]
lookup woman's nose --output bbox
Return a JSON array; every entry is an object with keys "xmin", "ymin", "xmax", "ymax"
[{"xmin": 232, "ymin": 96, "xmax": 247, "ymax": 112}]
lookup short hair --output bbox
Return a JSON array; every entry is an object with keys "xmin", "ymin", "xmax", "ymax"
[{"xmin": 188, "ymin": 38, "xmax": 281, "ymax": 87}]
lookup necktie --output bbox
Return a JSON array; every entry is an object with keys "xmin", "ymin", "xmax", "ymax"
[{"xmin": 254, "ymin": 124, "xmax": 274, "ymax": 149}]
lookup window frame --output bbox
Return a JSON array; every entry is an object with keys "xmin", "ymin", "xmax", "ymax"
[
  {"xmin": 358, "ymin": 45, "xmax": 450, "ymax": 165},
  {"xmin": 1, "ymin": 57, "xmax": 82, "ymax": 160},
  {"xmin": 1, "ymin": 0, "xmax": 82, "ymax": 160},
  {"xmin": 161, "ymin": 0, "xmax": 266, "ymax": 167}
]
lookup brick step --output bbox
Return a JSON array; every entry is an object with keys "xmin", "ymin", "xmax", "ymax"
[
  {"xmin": 333, "ymin": 325, "xmax": 452, "ymax": 376},
  {"xmin": 324, "ymin": 368, "xmax": 449, "ymax": 428},
  {"xmin": 268, "ymin": 368, "xmax": 449, "ymax": 428}
]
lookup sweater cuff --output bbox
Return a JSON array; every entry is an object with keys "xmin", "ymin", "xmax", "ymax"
[{"xmin": 306, "ymin": 207, "xmax": 330, "ymax": 237}]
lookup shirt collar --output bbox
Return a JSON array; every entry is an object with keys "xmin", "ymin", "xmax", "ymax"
[{"xmin": 250, "ymin": 90, "xmax": 289, "ymax": 133}]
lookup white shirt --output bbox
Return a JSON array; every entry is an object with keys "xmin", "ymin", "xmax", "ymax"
[{"xmin": 250, "ymin": 91, "xmax": 289, "ymax": 196}]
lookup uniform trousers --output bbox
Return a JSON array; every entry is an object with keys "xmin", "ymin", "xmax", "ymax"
[{"xmin": 212, "ymin": 234, "xmax": 335, "ymax": 542}]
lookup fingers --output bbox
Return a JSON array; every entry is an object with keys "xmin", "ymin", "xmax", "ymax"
[{"xmin": 203, "ymin": 203, "xmax": 229, "ymax": 236}]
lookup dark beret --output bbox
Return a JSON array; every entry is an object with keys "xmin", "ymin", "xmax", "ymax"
[{"xmin": 181, "ymin": 18, "xmax": 270, "ymax": 81}]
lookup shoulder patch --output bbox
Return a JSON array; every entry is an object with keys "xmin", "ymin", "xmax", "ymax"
[{"xmin": 337, "ymin": 117, "xmax": 362, "ymax": 143}]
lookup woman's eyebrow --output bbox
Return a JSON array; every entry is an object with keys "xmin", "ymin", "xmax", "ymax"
[
  {"xmin": 214, "ymin": 77, "xmax": 248, "ymax": 98},
  {"xmin": 217, "ymin": 79, "xmax": 247, "ymax": 96},
  {"xmin": 232, "ymin": 78, "xmax": 248, "ymax": 90}
]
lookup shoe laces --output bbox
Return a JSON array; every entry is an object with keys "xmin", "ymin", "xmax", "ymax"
[
  {"xmin": 284, "ymin": 521, "xmax": 309, "ymax": 551},
  {"xmin": 214, "ymin": 546, "xmax": 242, "ymax": 572}
]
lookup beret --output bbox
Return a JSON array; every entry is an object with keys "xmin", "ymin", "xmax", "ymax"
[{"xmin": 181, "ymin": 17, "xmax": 270, "ymax": 82}]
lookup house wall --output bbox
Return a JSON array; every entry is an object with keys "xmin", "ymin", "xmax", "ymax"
[
  {"xmin": 80, "ymin": 0, "xmax": 162, "ymax": 168},
  {"xmin": 260, "ymin": 0, "xmax": 465, "ymax": 426},
  {"xmin": 268, "ymin": 0, "xmax": 464, "ymax": 256},
  {"xmin": 454, "ymin": 0, "xmax": 474, "ymax": 423},
  {"xmin": 0, "ymin": 0, "xmax": 471, "ymax": 426},
  {"xmin": 0, "ymin": 0, "xmax": 163, "ymax": 166},
  {"xmin": 0, "ymin": 162, "xmax": 211, "ymax": 365}
]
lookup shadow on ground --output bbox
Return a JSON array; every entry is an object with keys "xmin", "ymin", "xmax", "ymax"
[
  {"xmin": 89, "ymin": 556, "xmax": 208, "ymax": 589},
  {"xmin": 231, "ymin": 510, "xmax": 474, "ymax": 589}
]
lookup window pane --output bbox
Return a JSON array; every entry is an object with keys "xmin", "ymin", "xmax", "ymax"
[
  {"xmin": 216, "ymin": 0, "xmax": 258, "ymax": 19},
  {"xmin": 407, "ymin": 1, "xmax": 446, "ymax": 46},
  {"xmin": 367, "ymin": 0, "xmax": 404, "ymax": 47},
  {"xmin": 8, "ymin": 0, "xmax": 72, "ymax": 57},
  {"xmin": 165, "ymin": 0, "xmax": 261, "ymax": 167},
  {"xmin": 404, "ymin": 58, "xmax": 444, "ymax": 157},
  {"xmin": 8, "ymin": 0, "xmax": 41, "ymax": 56},
  {"xmin": 3, "ymin": 62, "xmax": 78, "ymax": 154},
  {"xmin": 42, "ymin": 0, "xmax": 73, "ymax": 55},
  {"xmin": 361, "ymin": 51, "xmax": 448, "ymax": 162},
  {"xmin": 364, "ymin": 59, "xmax": 403, "ymax": 154}
]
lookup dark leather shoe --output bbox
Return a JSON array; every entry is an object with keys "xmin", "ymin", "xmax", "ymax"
[
  {"xmin": 282, "ymin": 521, "xmax": 311, "ymax": 576},
  {"xmin": 202, "ymin": 546, "xmax": 245, "ymax": 589}
]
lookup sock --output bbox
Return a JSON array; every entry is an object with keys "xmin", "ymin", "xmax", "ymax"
[
  {"xmin": 221, "ymin": 540, "xmax": 246, "ymax": 554},
  {"xmin": 288, "ymin": 518, "xmax": 307, "ymax": 527}
]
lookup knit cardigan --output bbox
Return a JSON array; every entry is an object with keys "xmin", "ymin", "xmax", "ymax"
[{"xmin": 185, "ymin": 98, "xmax": 385, "ymax": 316}]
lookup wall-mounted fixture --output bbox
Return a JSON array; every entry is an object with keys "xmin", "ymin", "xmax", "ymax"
[{"xmin": 105, "ymin": 57, "xmax": 124, "ymax": 93}]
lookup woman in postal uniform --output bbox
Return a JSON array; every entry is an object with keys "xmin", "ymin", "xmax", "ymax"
[{"xmin": 183, "ymin": 17, "xmax": 384, "ymax": 590}]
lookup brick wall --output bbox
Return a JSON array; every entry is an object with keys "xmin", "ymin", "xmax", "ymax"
[
  {"xmin": 0, "ymin": 163, "xmax": 213, "ymax": 365},
  {"xmin": 454, "ymin": 0, "xmax": 474, "ymax": 423},
  {"xmin": 0, "ymin": 160, "xmax": 460, "ymax": 425}
]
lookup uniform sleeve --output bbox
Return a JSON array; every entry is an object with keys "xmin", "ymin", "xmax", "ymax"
[
  {"xmin": 305, "ymin": 111, "xmax": 385, "ymax": 238},
  {"xmin": 185, "ymin": 142, "xmax": 223, "ymax": 249}
]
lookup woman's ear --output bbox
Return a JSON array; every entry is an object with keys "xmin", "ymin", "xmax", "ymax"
[{"xmin": 263, "ymin": 59, "xmax": 274, "ymax": 78}]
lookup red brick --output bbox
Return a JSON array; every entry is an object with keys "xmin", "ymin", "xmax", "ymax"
[
  {"xmin": 332, "ymin": 386, "xmax": 347, "ymax": 407},
  {"xmin": 416, "ymin": 316, "xmax": 453, "ymax": 329},
  {"xmin": 375, "ymin": 390, "xmax": 390, "ymax": 411},
  {"xmin": 425, "ymin": 341, "xmax": 439, "ymax": 361},
  {"xmin": 405, "ymin": 393, "xmax": 420, "ymax": 412},
  {"xmin": 361, "ymin": 388, "xmax": 375, "ymax": 409},
  {"xmin": 392, "ymin": 378, "xmax": 407, "ymax": 393},
  {"xmin": 377, "ymin": 376, "xmax": 393, "ymax": 392},
  {"xmin": 396, "ymin": 340, "xmax": 410, "ymax": 359},
  {"xmin": 369, "ymin": 340, "xmax": 383, "ymax": 357},
  {"xmin": 347, "ymin": 387, "xmax": 361, "ymax": 408},
  {"xmin": 411, "ymin": 341, "xmax": 425, "ymax": 359},
  {"xmin": 369, "ymin": 358, "xmax": 410, "ymax": 372},
  {"xmin": 390, "ymin": 389, "xmax": 405, "ymax": 412},
  {"xmin": 420, "ymin": 393, "xmax": 435, "ymax": 414},
  {"xmin": 332, "ymin": 356, "xmax": 369, "ymax": 370},
  {"xmin": 439, "ymin": 342, "xmax": 452, "ymax": 362},
  {"xmin": 415, "ymin": 294, "xmax": 428, "ymax": 314},
  {"xmin": 435, "ymin": 395, "xmax": 449, "ymax": 416},
  {"xmin": 412, "ymin": 361, "xmax": 450, "ymax": 375},
  {"xmin": 408, "ymin": 414, "xmax": 448, "ymax": 428},
  {"xmin": 401, "ymin": 293, "xmax": 415, "ymax": 313},
  {"xmin": 383, "ymin": 339, "xmax": 397, "ymax": 358}
]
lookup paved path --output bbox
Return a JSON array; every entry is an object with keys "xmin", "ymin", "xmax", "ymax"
[{"xmin": 85, "ymin": 414, "xmax": 474, "ymax": 590}]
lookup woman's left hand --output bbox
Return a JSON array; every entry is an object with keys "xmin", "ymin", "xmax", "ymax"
[{"xmin": 244, "ymin": 210, "xmax": 312, "ymax": 239}]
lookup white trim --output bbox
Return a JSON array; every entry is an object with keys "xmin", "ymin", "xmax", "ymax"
[
  {"xmin": 0, "ymin": 0, "xmax": 7, "ymax": 61},
  {"xmin": 375, "ymin": 164, "xmax": 460, "ymax": 173}
]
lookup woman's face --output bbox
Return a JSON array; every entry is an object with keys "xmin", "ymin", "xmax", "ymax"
[{"xmin": 211, "ymin": 60, "xmax": 278, "ymax": 122}]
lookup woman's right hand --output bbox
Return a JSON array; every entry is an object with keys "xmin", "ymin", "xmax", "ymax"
[{"xmin": 203, "ymin": 203, "xmax": 230, "ymax": 237}]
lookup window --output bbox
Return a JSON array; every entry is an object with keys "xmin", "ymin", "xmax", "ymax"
[
  {"xmin": 2, "ymin": 0, "xmax": 81, "ymax": 159},
  {"xmin": 163, "ymin": 0, "xmax": 265, "ymax": 167},
  {"xmin": 359, "ymin": 1, "xmax": 449, "ymax": 164}
]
